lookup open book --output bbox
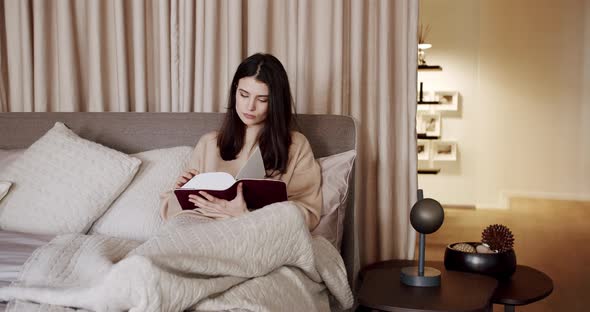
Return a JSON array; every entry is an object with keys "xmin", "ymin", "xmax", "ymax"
[{"xmin": 174, "ymin": 146, "xmax": 288, "ymax": 210}]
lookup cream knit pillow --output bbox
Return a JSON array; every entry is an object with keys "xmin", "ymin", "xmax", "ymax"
[
  {"xmin": 90, "ymin": 146, "xmax": 192, "ymax": 241},
  {"xmin": 0, "ymin": 122, "xmax": 141, "ymax": 235}
]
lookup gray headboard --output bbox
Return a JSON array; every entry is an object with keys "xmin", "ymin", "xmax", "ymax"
[{"xmin": 0, "ymin": 112, "xmax": 359, "ymax": 292}]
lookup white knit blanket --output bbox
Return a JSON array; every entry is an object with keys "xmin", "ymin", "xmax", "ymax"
[{"xmin": 0, "ymin": 202, "xmax": 353, "ymax": 312}]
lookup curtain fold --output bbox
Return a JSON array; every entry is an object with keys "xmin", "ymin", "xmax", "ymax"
[
  {"xmin": 0, "ymin": 0, "xmax": 10, "ymax": 112},
  {"xmin": 0, "ymin": 0, "xmax": 418, "ymax": 265}
]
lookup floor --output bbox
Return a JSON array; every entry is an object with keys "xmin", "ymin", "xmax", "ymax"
[{"xmin": 420, "ymin": 197, "xmax": 590, "ymax": 312}]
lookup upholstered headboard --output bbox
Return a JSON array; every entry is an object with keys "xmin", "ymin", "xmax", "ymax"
[{"xmin": 0, "ymin": 112, "xmax": 359, "ymax": 291}]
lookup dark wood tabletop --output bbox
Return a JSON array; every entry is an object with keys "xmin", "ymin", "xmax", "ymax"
[
  {"xmin": 492, "ymin": 265, "xmax": 553, "ymax": 306},
  {"xmin": 357, "ymin": 260, "xmax": 498, "ymax": 312}
]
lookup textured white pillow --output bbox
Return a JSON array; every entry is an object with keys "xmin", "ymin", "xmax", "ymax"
[
  {"xmin": 89, "ymin": 146, "xmax": 193, "ymax": 241},
  {"xmin": 0, "ymin": 150, "xmax": 21, "ymax": 202},
  {"xmin": 0, "ymin": 122, "xmax": 141, "ymax": 235},
  {"xmin": 0, "ymin": 149, "xmax": 25, "ymax": 170},
  {"xmin": 311, "ymin": 150, "xmax": 356, "ymax": 250},
  {"xmin": 0, "ymin": 181, "xmax": 11, "ymax": 202}
]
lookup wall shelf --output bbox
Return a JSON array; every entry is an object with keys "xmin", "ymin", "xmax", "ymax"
[
  {"xmin": 418, "ymin": 168, "xmax": 441, "ymax": 174},
  {"xmin": 417, "ymin": 63, "xmax": 458, "ymax": 175},
  {"xmin": 418, "ymin": 65, "xmax": 443, "ymax": 71},
  {"xmin": 417, "ymin": 134, "xmax": 440, "ymax": 140}
]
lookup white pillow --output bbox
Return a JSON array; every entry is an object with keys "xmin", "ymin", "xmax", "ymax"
[
  {"xmin": 89, "ymin": 146, "xmax": 193, "ymax": 241},
  {"xmin": 0, "ymin": 150, "xmax": 22, "ymax": 202},
  {"xmin": 0, "ymin": 149, "xmax": 25, "ymax": 170},
  {"xmin": 0, "ymin": 122, "xmax": 141, "ymax": 235},
  {"xmin": 311, "ymin": 150, "xmax": 356, "ymax": 250},
  {"xmin": 0, "ymin": 181, "xmax": 11, "ymax": 202}
]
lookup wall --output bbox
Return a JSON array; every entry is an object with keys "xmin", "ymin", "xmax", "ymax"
[
  {"xmin": 583, "ymin": 0, "xmax": 590, "ymax": 196},
  {"xmin": 419, "ymin": 0, "xmax": 590, "ymax": 208},
  {"xmin": 417, "ymin": 0, "xmax": 480, "ymax": 206}
]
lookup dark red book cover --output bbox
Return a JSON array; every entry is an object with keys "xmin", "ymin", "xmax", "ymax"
[{"xmin": 174, "ymin": 179, "xmax": 288, "ymax": 210}]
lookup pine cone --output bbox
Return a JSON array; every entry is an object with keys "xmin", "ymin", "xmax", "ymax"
[
  {"xmin": 481, "ymin": 224, "xmax": 514, "ymax": 252},
  {"xmin": 452, "ymin": 243, "xmax": 476, "ymax": 253}
]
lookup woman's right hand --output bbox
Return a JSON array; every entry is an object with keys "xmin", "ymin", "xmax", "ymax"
[{"xmin": 175, "ymin": 169, "xmax": 199, "ymax": 188}]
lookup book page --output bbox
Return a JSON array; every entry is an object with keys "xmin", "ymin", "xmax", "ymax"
[
  {"xmin": 235, "ymin": 145, "xmax": 266, "ymax": 180},
  {"xmin": 180, "ymin": 172, "xmax": 236, "ymax": 190}
]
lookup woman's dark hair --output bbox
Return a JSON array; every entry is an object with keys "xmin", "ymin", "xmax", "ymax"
[{"xmin": 217, "ymin": 53, "xmax": 294, "ymax": 176}]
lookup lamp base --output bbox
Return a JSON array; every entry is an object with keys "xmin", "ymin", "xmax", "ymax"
[{"xmin": 400, "ymin": 266, "xmax": 441, "ymax": 287}]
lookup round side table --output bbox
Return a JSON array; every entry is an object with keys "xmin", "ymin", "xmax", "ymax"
[
  {"xmin": 357, "ymin": 260, "xmax": 498, "ymax": 312},
  {"xmin": 492, "ymin": 265, "xmax": 553, "ymax": 312}
]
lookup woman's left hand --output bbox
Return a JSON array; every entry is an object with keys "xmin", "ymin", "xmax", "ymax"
[{"xmin": 188, "ymin": 183, "xmax": 248, "ymax": 219}]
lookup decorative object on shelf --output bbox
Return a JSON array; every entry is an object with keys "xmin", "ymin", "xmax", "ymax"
[
  {"xmin": 444, "ymin": 224, "xmax": 517, "ymax": 279},
  {"xmin": 417, "ymin": 139, "xmax": 430, "ymax": 161},
  {"xmin": 453, "ymin": 242, "xmax": 476, "ymax": 253},
  {"xmin": 400, "ymin": 190, "xmax": 444, "ymax": 287},
  {"xmin": 432, "ymin": 140, "xmax": 457, "ymax": 161},
  {"xmin": 476, "ymin": 243, "xmax": 495, "ymax": 254},
  {"xmin": 482, "ymin": 224, "xmax": 515, "ymax": 252},
  {"xmin": 417, "ymin": 46, "xmax": 431, "ymax": 66},
  {"xmin": 417, "ymin": 112, "xmax": 441, "ymax": 137},
  {"xmin": 417, "ymin": 24, "xmax": 432, "ymax": 66},
  {"xmin": 433, "ymin": 91, "xmax": 459, "ymax": 111},
  {"xmin": 418, "ymin": 90, "xmax": 460, "ymax": 111}
]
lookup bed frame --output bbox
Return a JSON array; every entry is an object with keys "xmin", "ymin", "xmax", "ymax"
[{"xmin": 0, "ymin": 112, "xmax": 360, "ymax": 295}]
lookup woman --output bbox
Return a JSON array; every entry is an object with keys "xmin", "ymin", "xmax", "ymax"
[{"xmin": 161, "ymin": 53, "xmax": 322, "ymax": 230}]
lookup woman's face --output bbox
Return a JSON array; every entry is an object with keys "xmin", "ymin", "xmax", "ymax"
[{"xmin": 235, "ymin": 76, "xmax": 269, "ymax": 128}]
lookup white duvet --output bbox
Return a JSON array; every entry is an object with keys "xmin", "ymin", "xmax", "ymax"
[{"xmin": 0, "ymin": 202, "xmax": 353, "ymax": 312}]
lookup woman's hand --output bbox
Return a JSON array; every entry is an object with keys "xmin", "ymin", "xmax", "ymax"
[
  {"xmin": 188, "ymin": 183, "xmax": 248, "ymax": 219},
  {"xmin": 175, "ymin": 169, "xmax": 199, "ymax": 188}
]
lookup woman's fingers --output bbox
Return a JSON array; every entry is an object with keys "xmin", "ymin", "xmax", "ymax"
[
  {"xmin": 188, "ymin": 194, "xmax": 207, "ymax": 206},
  {"xmin": 184, "ymin": 169, "xmax": 199, "ymax": 179},
  {"xmin": 176, "ymin": 169, "xmax": 199, "ymax": 188},
  {"xmin": 176, "ymin": 177, "xmax": 188, "ymax": 187},
  {"xmin": 236, "ymin": 183, "xmax": 243, "ymax": 198},
  {"xmin": 198, "ymin": 191, "xmax": 218, "ymax": 202},
  {"xmin": 186, "ymin": 188, "xmax": 245, "ymax": 219},
  {"xmin": 188, "ymin": 194, "xmax": 224, "ymax": 211},
  {"xmin": 236, "ymin": 183, "xmax": 242, "ymax": 195}
]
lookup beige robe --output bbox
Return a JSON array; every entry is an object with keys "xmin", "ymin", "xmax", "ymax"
[{"xmin": 160, "ymin": 131, "xmax": 322, "ymax": 230}]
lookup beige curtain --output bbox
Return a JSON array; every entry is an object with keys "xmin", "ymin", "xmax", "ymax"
[{"xmin": 0, "ymin": 0, "xmax": 418, "ymax": 265}]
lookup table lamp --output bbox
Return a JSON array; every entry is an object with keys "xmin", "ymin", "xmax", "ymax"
[{"xmin": 400, "ymin": 189, "xmax": 444, "ymax": 287}]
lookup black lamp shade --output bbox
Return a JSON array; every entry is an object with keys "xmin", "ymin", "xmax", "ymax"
[{"xmin": 410, "ymin": 198, "xmax": 444, "ymax": 234}]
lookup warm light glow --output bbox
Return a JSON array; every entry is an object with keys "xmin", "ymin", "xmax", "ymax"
[{"xmin": 418, "ymin": 43, "xmax": 432, "ymax": 50}]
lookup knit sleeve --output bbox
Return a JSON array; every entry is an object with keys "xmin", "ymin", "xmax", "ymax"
[
  {"xmin": 159, "ymin": 136, "xmax": 206, "ymax": 221},
  {"xmin": 285, "ymin": 134, "xmax": 322, "ymax": 230}
]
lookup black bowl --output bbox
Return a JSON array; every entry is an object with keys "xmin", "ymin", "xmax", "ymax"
[{"xmin": 444, "ymin": 242, "xmax": 516, "ymax": 279}]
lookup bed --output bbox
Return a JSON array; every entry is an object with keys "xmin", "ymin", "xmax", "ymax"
[{"xmin": 0, "ymin": 112, "xmax": 358, "ymax": 311}]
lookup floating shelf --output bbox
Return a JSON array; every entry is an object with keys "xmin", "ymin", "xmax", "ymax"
[
  {"xmin": 418, "ymin": 65, "xmax": 442, "ymax": 71},
  {"xmin": 417, "ymin": 134, "xmax": 440, "ymax": 140},
  {"xmin": 417, "ymin": 101, "xmax": 440, "ymax": 105},
  {"xmin": 418, "ymin": 168, "xmax": 441, "ymax": 175}
]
